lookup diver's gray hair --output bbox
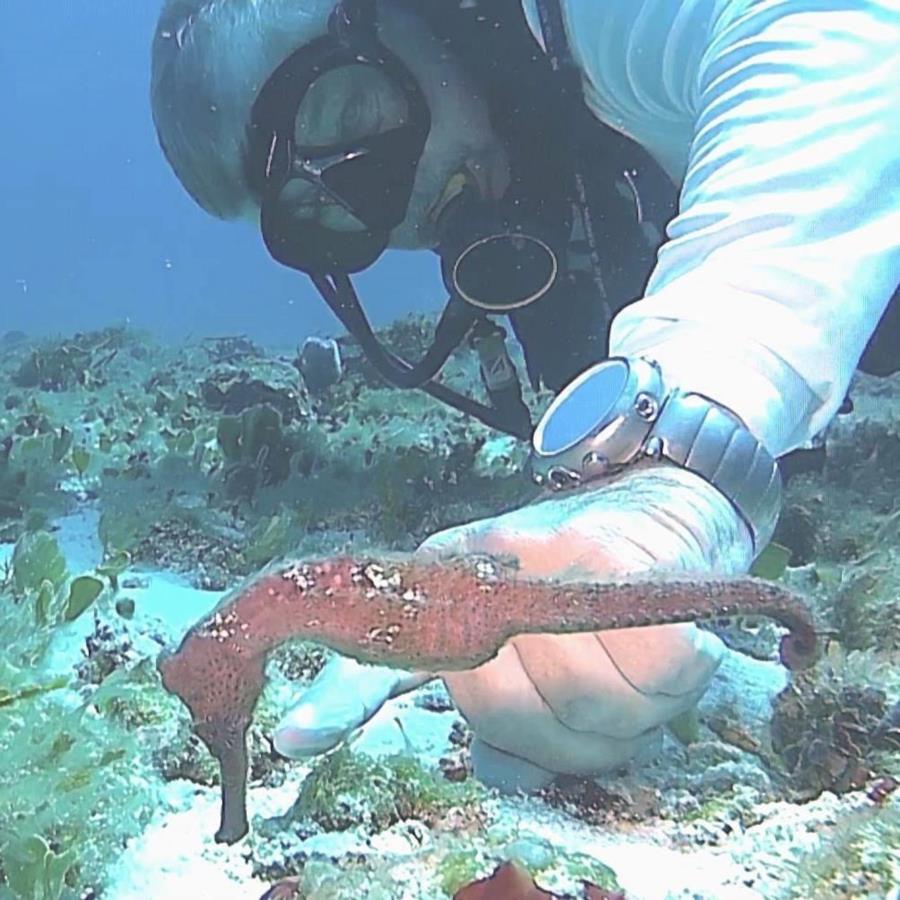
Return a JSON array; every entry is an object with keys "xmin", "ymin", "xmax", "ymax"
[{"xmin": 151, "ymin": 0, "xmax": 335, "ymax": 219}]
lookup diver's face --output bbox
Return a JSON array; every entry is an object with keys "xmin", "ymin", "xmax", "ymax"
[{"xmin": 285, "ymin": 6, "xmax": 509, "ymax": 249}]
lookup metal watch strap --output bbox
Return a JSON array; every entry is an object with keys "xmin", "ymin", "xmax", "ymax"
[{"xmin": 646, "ymin": 390, "xmax": 782, "ymax": 552}]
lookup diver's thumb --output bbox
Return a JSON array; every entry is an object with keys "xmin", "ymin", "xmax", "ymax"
[{"xmin": 272, "ymin": 655, "xmax": 432, "ymax": 758}]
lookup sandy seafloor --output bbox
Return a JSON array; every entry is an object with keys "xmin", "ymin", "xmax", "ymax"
[{"xmin": 3, "ymin": 503, "xmax": 896, "ymax": 900}]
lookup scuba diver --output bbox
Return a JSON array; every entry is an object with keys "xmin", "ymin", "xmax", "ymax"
[{"xmin": 151, "ymin": 0, "xmax": 900, "ymax": 791}]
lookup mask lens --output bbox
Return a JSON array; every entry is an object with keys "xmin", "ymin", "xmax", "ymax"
[
  {"xmin": 316, "ymin": 126, "xmax": 422, "ymax": 228},
  {"xmin": 294, "ymin": 64, "xmax": 409, "ymax": 145},
  {"xmin": 261, "ymin": 198, "xmax": 389, "ymax": 274}
]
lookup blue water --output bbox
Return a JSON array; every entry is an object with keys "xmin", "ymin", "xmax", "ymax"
[{"xmin": 0, "ymin": 0, "xmax": 442, "ymax": 345}]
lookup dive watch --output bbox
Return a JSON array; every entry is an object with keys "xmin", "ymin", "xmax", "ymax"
[{"xmin": 530, "ymin": 357, "xmax": 782, "ymax": 552}]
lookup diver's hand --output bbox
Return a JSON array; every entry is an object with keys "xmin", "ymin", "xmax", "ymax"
[
  {"xmin": 272, "ymin": 463, "xmax": 756, "ymax": 779},
  {"xmin": 418, "ymin": 462, "xmax": 757, "ymax": 577},
  {"xmin": 417, "ymin": 462, "xmax": 757, "ymax": 791}
]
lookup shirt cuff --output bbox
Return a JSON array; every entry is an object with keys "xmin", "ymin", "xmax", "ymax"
[{"xmin": 609, "ymin": 313, "xmax": 821, "ymax": 459}]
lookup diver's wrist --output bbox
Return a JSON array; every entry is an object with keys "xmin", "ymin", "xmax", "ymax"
[
  {"xmin": 589, "ymin": 463, "xmax": 761, "ymax": 574},
  {"xmin": 642, "ymin": 385, "xmax": 782, "ymax": 556},
  {"xmin": 531, "ymin": 356, "xmax": 782, "ymax": 557}
]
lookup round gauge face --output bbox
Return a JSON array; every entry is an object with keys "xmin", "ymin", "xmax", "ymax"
[{"xmin": 537, "ymin": 359, "xmax": 629, "ymax": 455}]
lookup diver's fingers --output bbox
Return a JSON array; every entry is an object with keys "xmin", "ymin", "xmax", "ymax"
[
  {"xmin": 272, "ymin": 655, "xmax": 432, "ymax": 758},
  {"xmin": 416, "ymin": 508, "xmax": 596, "ymax": 579},
  {"xmin": 416, "ymin": 495, "xmax": 580, "ymax": 566},
  {"xmin": 416, "ymin": 522, "xmax": 482, "ymax": 559}
]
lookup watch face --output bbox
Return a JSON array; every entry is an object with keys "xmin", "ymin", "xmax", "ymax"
[{"xmin": 538, "ymin": 359, "xmax": 629, "ymax": 455}]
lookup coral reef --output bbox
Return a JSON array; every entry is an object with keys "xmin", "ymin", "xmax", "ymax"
[
  {"xmin": 201, "ymin": 334, "xmax": 264, "ymax": 366},
  {"xmin": 258, "ymin": 743, "xmax": 485, "ymax": 843},
  {"xmin": 11, "ymin": 326, "xmax": 131, "ymax": 392},
  {"xmin": 217, "ymin": 404, "xmax": 294, "ymax": 498},
  {"xmin": 3, "ymin": 322, "xmax": 899, "ymax": 897},
  {"xmin": 10, "ymin": 317, "xmax": 527, "ymax": 587},
  {"xmin": 200, "ymin": 361, "xmax": 308, "ymax": 423}
]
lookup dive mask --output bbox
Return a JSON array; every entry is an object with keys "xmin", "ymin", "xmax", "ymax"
[{"xmin": 246, "ymin": 0, "xmax": 431, "ymax": 274}]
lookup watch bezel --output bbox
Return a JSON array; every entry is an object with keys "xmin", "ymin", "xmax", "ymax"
[{"xmin": 531, "ymin": 356, "xmax": 665, "ymax": 488}]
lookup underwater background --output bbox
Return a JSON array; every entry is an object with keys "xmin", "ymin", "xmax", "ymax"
[
  {"xmin": 0, "ymin": 0, "xmax": 443, "ymax": 344},
  {"xmin": 2, "ymin": 2, "xmax": 900, "ymax": 900}
]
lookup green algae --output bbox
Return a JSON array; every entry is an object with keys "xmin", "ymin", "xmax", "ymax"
[
  {"xmin": 10, "ymin": 532, "xmax": 105, "ymax": 628},
  {"xmin": 437, "ymin": 848, "xmax": 489, "ymax": 896},
  {"xmin": 0, "ymin": 657, "xmax": 155, "ymax": 899},
  {"xmin": 1, "ymin": 834, "xmax": 76, "ymax": 900},
  {"xmin": 0, "ymin": 541, "xmax": 168, "ymax": 898},
  {"xmin": 11, "ymin": 531, "xmax": 67, "ymax": 596},
  {"xmin": 784, "ymin": 800, "xmax": 900, "ymax": 897},
  {"xmin": 280, "ymin": 744, "xmax": 486, "ymax": 834}
]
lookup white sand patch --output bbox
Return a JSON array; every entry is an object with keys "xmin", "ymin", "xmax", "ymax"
[
  {"xmin": 105, "ymin": 781, "xmax": 268, "ymax": 900},
  {"xmin": 493, "ymin": 787, "xmax": 900, "ymax": 900},
  {"xmin": 43, "ymin": 566, "xmax": 224, "ymax": 674},
  {"xmin": 20, "ymin": 501, "xmax": 227, "ymax": 673},
  {"xmin": 53, "ymin": 502, "xmax": 103, "ymax": 572},
  {"xmin": 325, "ymin": 689, "xmax": 457, "ymax": 766},
  {"xmin": 122, "ymin": 569, "xmax": 225, "ymax": 641},
  {"xmin": 492, "ymin": 795, "xmax": 762, "ymax": 900}
]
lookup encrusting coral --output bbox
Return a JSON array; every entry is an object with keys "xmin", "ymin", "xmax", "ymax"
[
  {"xmin": 157, "ymin": 553, "xmax": 819, "ymax": 843},
  {"xmin": 770, "ymin": 648, "xmax": 900, "ymax": 796}
]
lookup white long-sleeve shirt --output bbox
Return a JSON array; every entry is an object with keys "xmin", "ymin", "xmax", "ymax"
[{"xmin": 522, "ymin": 0, "xmax": 900, "ymax": 456}]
